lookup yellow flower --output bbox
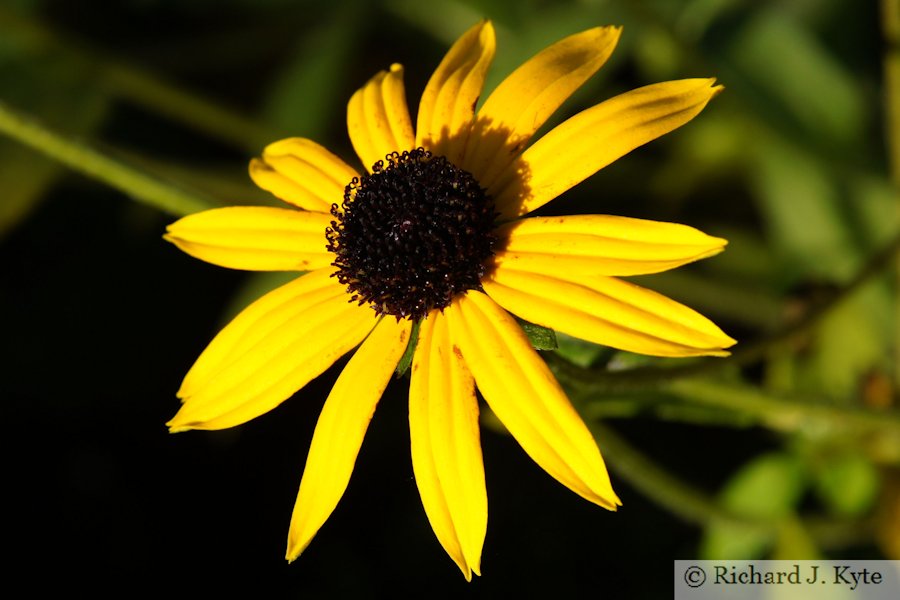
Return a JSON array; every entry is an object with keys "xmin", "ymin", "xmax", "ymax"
[{"xmin": 165, "ymin": 21, "xmax": 735, "ymax": 579}]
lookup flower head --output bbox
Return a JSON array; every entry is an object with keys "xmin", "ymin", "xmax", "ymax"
[{"xmin": 165, "ymin": 21, "xmax": 735, "ymax": 579}]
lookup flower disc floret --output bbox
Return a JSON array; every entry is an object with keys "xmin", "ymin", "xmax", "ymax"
[{"xmin": 326, "ymin": 148, "xmax": 497, "ymax": 320}]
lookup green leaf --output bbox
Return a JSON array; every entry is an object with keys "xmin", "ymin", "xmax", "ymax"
[
  {"xmin": 721, "ymin": 452, "xmax": 808, "ymax": 518},
  {"xmin": 0, "ymin": 50, "xmax": 110, "ymax": 236},
  {"xmin": 813, "ymin": 451, "xmax": 880, "ymax": 517},
  {"xmin": 850, "ymin": 174, "xmax": 900, "ymax": 250},
  {"xmin": 0, "ymin": 142, "xmax": 58, "ymax": 236},
  {"xmin": 700, "ymin": 452, "xmax": 808, "ymax": 559},
  {"xmin": 798, "ymin": 284, "xmax": 893, "ymax": 399},
  {"xmin": 771, "ymin": 518, "xmax": 821, "ymax": 560},
  {"xmin": 750, "ymin": 135, "xmax": 858, "ymax": 282}
]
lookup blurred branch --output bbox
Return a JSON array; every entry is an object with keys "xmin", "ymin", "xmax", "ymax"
[
  {"xmin": 0, "ymin": 101, "xmax": 218, "ymax": 216},
  {"xmin": 0, "ymin": 6, "xmax": 277, "ymax": 152},
  {"xmin": 591, "ymin": 421, "xmax": 754, "ymax": 529},
  {"xmin": 665, "ymin": 379, "xmax": 900, "ymax": 436}
]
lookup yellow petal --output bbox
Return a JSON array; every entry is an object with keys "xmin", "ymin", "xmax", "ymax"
[
  {"xmin": 409, "ymin": 311, "xmax": 487, "ymax": 581},
  {"xmin": 176, "ymin": 268, "xmax": 335, "ymax": 398},
  {"xmin": 491, "ymin": 215, "xmax": 727, "ymax": 277},
  {"xmin": 462, "ymin": 26, "xmax": 621, "ymax": 188},
  {"xmin": 483, "ymin": 267, "xmax": 736, "ymax": 357},
  {"xmin": 416, "ymin": 21, "xmax": 496, "ymax": 164},
  {"xmin": 164, "ymin": 206, "xmax": 333, "ymax": 271},
  {"xmin": 249, "ymin": 137, "xmax": 358, "ymax": 213},
  {"xmin": 491, "ymin": 79, "xmax": 723, "ymax": 219},
  {"xmin": 445, "ymin": 291, "xmax": 620, "ymax": 509},
  {"xmin": 168, "ymin": 269, "xmax": 376, "ymax": 431},
  {"xmin": 286, "ymin": 317, "xmax": 412, "ymax": 561},
  {"xmin": 348, "ymin": 63, "xmax": 415, "ymax": 173}
]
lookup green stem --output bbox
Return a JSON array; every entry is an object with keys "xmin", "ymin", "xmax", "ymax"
[
  {"xmin": 560, "ymin": 363, "xmax": 900, "ymax": 438},
  {"xmin": 0, "ymin": 101, "xmax": 217, "ymax": 216},
  {"xmin": 0, "ymin": 6, "xmax": 277, "ymax": 152},
  {"xmin": 666, "ymin": 379, "xmax": 900, "ymax": 435},
  {"xmin": 100, "ymin": 64, "xmax": 278, "ymax": 153},
  {"xmin": 591, "ymin": 421, "xmax": 753, "ymax": 529}
]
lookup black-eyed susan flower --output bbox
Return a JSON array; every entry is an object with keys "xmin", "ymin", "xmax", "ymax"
[{"xmin": 165, "ymin": 21, "xmax": 736, "ymax": 579}]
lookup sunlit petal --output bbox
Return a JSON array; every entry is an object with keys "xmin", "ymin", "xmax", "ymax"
[
  {"xmin": 286, "ymin": 317, "xmax": 412, "ymax": 561},
  {"xmin": 416, "ymin": 21, "xmax": 495, "ymax": 164},
  {"xmin": 491, "ymin": 215, "xmax": 727, "ymax": 277},
  {"xmin": 410, "ymin": 311, "xmax": 487, "ymax": 580},
  {"xmin": 491, "ymin": 79, "xmax": 723, "ymax": 219},
  {"xmin": 348, "ymin": 63, "xmax": 415, "ymax": 173},
  {"xmin": 168, "ymin": 270, "xmax": 377, "ymax": 431},
  {"xmin": 484, "ymin": 267, "xmax": 736, "ymax": 357},
  {"xmin": 249, "ymin": 137, "xmax": 358, "ymax": 213},
  {"xmin": 164, "ymin": 206, "xmax": 333, "ymax": 271},
  {"xmin": 446, "ymin": 291, "xmax": 620, "ymax": 509},
  {"xmin": 463, "ymin": 26, "xmax": 621, "ymax": 188}
]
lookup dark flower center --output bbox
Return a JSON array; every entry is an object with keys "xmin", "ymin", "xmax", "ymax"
[{"xmin": 326, "ymin": 148, "xmax": 497, "ymax": 320}]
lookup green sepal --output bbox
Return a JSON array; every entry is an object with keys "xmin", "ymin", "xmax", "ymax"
[
  {"xmin": 516, "ymin": 318, "xmax": 557, "ymax": 351},
  {"xmin": 394, "ymin": 319, "xmax": 420, "ymax": 378}
]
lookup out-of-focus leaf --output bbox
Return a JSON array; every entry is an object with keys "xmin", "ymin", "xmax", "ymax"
[
  {"xmin": 554, "ymin": 331, "xmax": 607, "ymax": 368},
  {"xmin": 0, "ymin": 55, "xmax": 110, "ymax": 236},
  {"xmin": 676, "ymin": 0, "xmax": 745, "ymax": 40},
  {"xmin": 771, "ymin": 518, "xmax": 820, "ymax": 560},
  {"xmin": 636, "ymin": 269, "xmax": 782, "ymax": 330},
  {"xmin": 813, "ymin": 451, "xmax": 880, "ymax": 517},
  {"xmin": 605, "ymin": 350, "xmax": 662, "ymax": 371},
  {"xmin": 260, "ymin": 2, "xmax": 365, "ymax": 140},
  {"xmin": 764, "ymin": 346, "xmax": 798, "ymax": 395},
  {"xmin": 750, "ymin": 135, "xmax": 858, "ymax": 282},
  {"xmin": 798, "ymin": 283, "xmax": 893, "ymax": 399},
  {"xmin": 385, "ymin": 0, "xmax": 485, "ymax": 48},
  {"xmin": 650, "ymin": 109, "xmax": 748, "ymax": 202},
  {"xmin": 633, "ymin": 24, "xmax": 683, "ymax": 80},
  {"xmin": 218, "ymin": 270, "xmax": 300, "ymax": 326},
  {"xmin": 699, "ymin": 226, "xmax": 780, "ymax": 286},
  {"xmin": 700, "ymin": 452, "xmax": 808, "ymax": 559},
  {"xmin": 116, "ymin": 149, "xmax": 268, "ymax": 207},
  {"xmin": 849, "ymin": 175, "xmax": 900, "ymax": 250},
  {"xmin": 877, "ymin": 473, "xmax": 900, "ymax": 559},
  {"xmin": 727, "ymin": 8, "xmax": 866, "ymax": 148},
  {"xmin": 0, "ymin": 145, "xmax": 58, "ymax": 236}
]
